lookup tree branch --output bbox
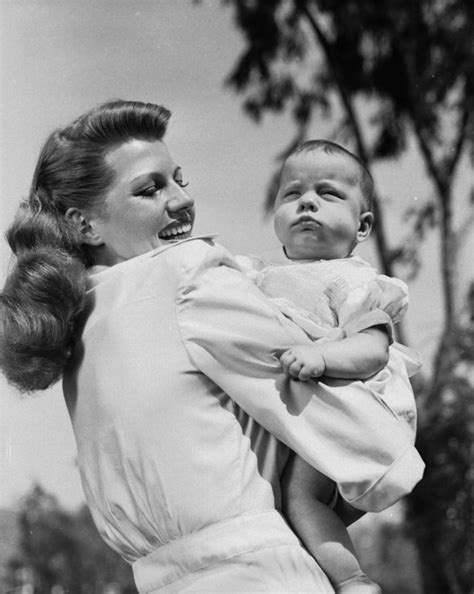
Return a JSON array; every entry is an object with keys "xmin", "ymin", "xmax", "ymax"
[
  {"xmin": 446, "ymin": 105, "xmax": 470, "ymax": 182},
  {"xmin": 388, "ymin": 13, "xmax": 459, "ymax": 371}
]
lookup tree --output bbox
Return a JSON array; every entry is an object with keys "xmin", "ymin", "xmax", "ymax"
[
  {"xmin": 199, "ymin": 1, "xmax": 474, "ymax": 592},
  {"xmin": 6, "ymin": 484, "xmax": 137, "ymax": 593},
  {"xmin": 6, "ymin": 484, "xmax": 82, "ymax": 593}
]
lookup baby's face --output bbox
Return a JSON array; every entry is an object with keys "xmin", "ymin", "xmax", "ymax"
[{"xmin": 273, "ymin": 150, "xmax": 372, "ymax": 260}]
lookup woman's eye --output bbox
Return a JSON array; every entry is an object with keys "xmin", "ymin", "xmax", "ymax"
[{"xmin": 140, "ymin": 186, "xmax": 158, "ymax": 197}]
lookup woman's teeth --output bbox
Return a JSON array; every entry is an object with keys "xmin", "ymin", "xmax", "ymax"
[{"xmin": 159, "ymin": 222, "xmax": 192, "ymax": 239}]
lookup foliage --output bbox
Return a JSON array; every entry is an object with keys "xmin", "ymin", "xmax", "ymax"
[
  {"xmin": 5, "ymin": 484, "xmax": 137, "ymax": 593},
  {"xmin": 222, "ymin": 0, "xmax": 473, "ymax": 292},
  {"xmin": 202, "ymin": 1, "xmax": 474, "ymax": 593},
  {"xmin": 409, "ymin": 323, "xmax": 474, "ymax": 594}
]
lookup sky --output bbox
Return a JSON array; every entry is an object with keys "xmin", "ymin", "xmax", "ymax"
[{"xmin": 0, "ymin": 0, "xmax": 472, "ymax": 510}]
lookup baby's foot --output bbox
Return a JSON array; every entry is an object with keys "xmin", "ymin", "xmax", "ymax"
[{"xmin": 335, "ymin": 571, "xmax": 382, "ymax": 594}]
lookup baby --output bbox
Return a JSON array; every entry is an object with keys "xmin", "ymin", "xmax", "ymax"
[{"xmin": 240, "ymin": 140, "xmax": 421, "ymax": 593}]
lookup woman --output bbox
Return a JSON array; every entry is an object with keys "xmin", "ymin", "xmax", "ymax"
[{"xmin": 0, "ymin": 101, "xmax": 422, "ymax": 592}]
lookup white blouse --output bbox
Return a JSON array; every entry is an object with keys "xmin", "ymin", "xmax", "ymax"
[{"xmin": 63, "ymin": 237, "xmax": 424, "ymax": 567}]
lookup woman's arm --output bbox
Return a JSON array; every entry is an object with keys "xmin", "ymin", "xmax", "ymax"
[
  {"xmin": 279, "ymin": 326, "xmax": 389, "ymax": 382},
  {"xmin": 175, "ymin": 240, "xmax": 424, "ymax": 512}
]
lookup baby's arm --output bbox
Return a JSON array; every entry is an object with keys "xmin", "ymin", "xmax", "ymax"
[
  {"xmin": 280, "ymin": 325, "xmax": 389, "ymax": 381},
  {"xmin": 282, "ymin": 453, "xmax": 381, "ymax": 593}
]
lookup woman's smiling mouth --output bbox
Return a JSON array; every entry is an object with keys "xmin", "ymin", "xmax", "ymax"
[{"xmin": 158, "ymin": 221, "xmax": 193, "ymax": 240}]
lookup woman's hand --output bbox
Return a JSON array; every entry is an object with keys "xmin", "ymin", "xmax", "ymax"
[{"xmin": 279, "ymin": 345, "xmax": 326, "ymax": 381}]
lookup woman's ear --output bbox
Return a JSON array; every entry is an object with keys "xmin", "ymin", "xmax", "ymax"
[
  {"xmin": 65, "ymin": 208, "xmax": 104, "ymax": 246},
  {"xmin": 356, "ymin": 211, "xmax": 374, "ymax": 244}
]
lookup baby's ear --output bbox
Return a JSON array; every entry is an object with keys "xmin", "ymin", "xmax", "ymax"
[{"xmin": 356, "ymin": 211, "xmax": 374, "ymax": 243}]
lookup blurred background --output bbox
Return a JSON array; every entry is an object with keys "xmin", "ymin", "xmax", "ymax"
[{"xmin": 0, "ymin": 1, "xmax": 472, "ymax": 592}]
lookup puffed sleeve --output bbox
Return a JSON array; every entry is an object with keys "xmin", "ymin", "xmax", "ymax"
[
  {"xmin": 175, "ymin": 242, "xmax": 424, "ymax": 512},
  {"xmin": 333, "ymin": 260, "xmax": 409, "ymax": 341}
]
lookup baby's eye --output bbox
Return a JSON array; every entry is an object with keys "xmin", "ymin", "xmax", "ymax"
[
  {"xmin": 176, "ymin": 178, "xmax": 189, "ymax": 188},
  {"xmin": 322, "ymin": 190, "xmax": 343, "ymax": 199}
]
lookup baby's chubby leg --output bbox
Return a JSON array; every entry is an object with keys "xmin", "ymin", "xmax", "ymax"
[{"xmin": 281, "ymin": 453, "xmax": 381, "ymax": 593}]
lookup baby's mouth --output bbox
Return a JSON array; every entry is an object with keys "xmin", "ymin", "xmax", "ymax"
[
  {"xmin": 158, "ymin": 221, "xmax": 193, "ymax": 240},
  {"xmin": 293, "ymin": 217, "xmax": 320, "ymax": 229}
]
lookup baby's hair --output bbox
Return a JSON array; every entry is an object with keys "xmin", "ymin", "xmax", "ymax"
[
  {"xmin": 285, "ymin": 140, "xmax": 374, "ymax": 211},
  {"xmin": 0, "ymin": 99, "xmax": 171, "ymax": 392}
]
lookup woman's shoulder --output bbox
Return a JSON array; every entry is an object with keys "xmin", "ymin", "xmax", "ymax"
[
  {"xmin": 121, "ymin": 235, "xmax": 225, "ymax": 274},
  {"xmin": 87, "ymin": 236, "xmax": 224, "ymax": 295},
  {"xmin": 152, "ymin": 236, "xmax": 249, "ymax": 291},
  {"xmin": 161, "ymin": 235, "xmax": 236, "ymax": 267},
  {"xmin": 83, "ymin": 236, "xmax": 233, "ymax": 332}
]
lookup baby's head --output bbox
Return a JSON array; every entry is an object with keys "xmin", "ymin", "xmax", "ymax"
[{"xmin": 273, "ymin": 140, "xmax": 374, "ymax": 260}]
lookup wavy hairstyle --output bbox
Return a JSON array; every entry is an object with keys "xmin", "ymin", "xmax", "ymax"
[{"xmin": 0, "ymin": 100, "xmax": 171, "ymax": 392}]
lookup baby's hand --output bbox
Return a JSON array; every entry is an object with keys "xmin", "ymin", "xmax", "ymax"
[{"xmin": 279, "ymin": 345, "xmax": 326, "ymax": 381}]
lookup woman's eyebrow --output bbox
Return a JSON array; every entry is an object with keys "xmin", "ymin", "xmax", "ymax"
[{"xmin": 130, "ymin": 172, "xmax": 166, "ymax": 188}]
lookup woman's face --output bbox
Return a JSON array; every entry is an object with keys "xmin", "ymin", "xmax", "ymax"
[{"xmin": 90, "ymin": 139, "xmax": 195, "ymax": 265}]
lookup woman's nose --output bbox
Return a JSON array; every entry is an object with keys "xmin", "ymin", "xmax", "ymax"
[
  {"xmin": 297, "ymin": 191, "xmax": 319, "ymax": 212},
  {"xmin": 167, "ymin": 184, "xmax": 195, "ymax": 213}
]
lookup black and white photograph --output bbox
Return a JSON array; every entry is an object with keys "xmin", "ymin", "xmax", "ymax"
[{"xmin": 1, "ymin": 1, "xmax": 472, "ymax": 593}]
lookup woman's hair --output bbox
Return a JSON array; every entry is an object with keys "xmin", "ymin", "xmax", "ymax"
[{"xmin": 0, "ymin": 100, "xmax": 171, "ymax": 392}]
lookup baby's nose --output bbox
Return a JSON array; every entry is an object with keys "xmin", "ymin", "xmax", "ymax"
[{"xmin": 298, "ymin": 191, "xmax": 319, "ymax": 211}]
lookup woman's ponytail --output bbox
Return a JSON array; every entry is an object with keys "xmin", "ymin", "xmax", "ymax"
[
  {"xmin": 0, "ymin": 248, "xmax": 87, "ymax": 392},
  {"xmin": 1, "ymin": 195, "xmax": 88, "ymax": 392},
  {"xmin": 0, "ymin": 135, "xmax": 93, "ymax": 393}
]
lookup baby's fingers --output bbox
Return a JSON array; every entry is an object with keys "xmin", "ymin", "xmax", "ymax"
[
  {"xmin": 280, "ymin": 352, "xmax": 304, "ymax": 379},
  {"xmin": 279, "ymin": 350, "xmax": 296, "ymax": 375},
  {"xmin": 297, "ymin": 365, "xmax": 314, "ymax": 381},
  {"xmin": 287, "ymin": 360, "xmax": 305, "ymax": 379}
]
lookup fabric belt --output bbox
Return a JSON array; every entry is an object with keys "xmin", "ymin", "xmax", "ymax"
[{"xmin": 132, "ymin": 510, "xmax": 301, "ymax": 592}]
